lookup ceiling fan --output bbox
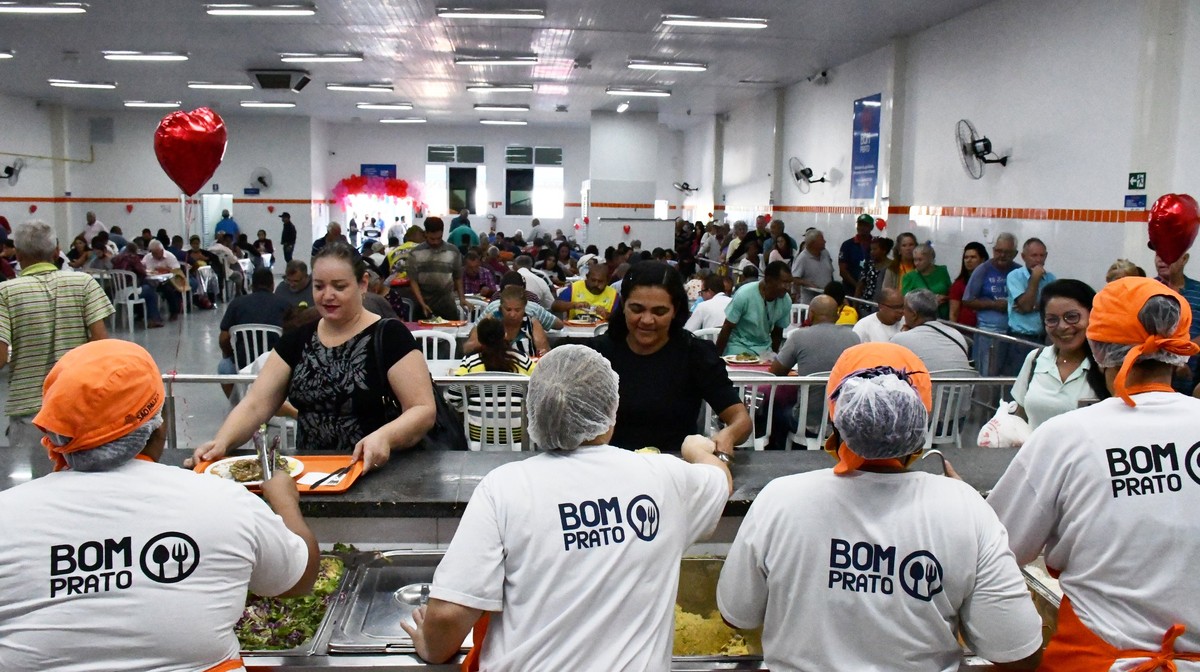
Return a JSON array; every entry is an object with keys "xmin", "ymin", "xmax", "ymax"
[{"xmin": 955, "ymin": 119, "xmax": 1008, "ymax": 180}]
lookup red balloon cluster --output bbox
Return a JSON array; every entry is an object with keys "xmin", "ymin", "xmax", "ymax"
[
  {"xmin": 153, "ymin": 107, "xmax": 227, "ymax": 196},
  {"xmin": 330, "ymin": 174, "xmax": 420, "ymax": 208},
  {"xmin": 1147, "ymin": 193, "xmax": 1200, "ymax": 265}
]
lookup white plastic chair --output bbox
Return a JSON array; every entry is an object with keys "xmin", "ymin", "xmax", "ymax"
[
  {"xmin": 108, "ymin": 269, "xmax": 145, "ymax": 331},
  {"xmin": 593, "ymin": 322, "xmax": 609, "ymax": 337},
  {"xmin": 692, "ymin": 327, "xmax": 721, "ymax": 343},
  {"xmin": 237, "ymin": 258, "xmax": 254, "ymax": 294},
  {"xmin": 413, "ymin": 330, "xmax": 457, "ymax": 359},
  {"xmin": 927, "ymin": 368, "xmax": 979, "ymax": 449},
  {"xmin": 229, "ymin": 324, "xmax": 283, "ymax": 372},
  {"xmin": 444, "ymin": 373, "xmax": 529, "ymax": 451},
  {"xmin": 788, "ymin": 371, "xmax": 833, "ymax": 450},
  {"xmin": 461, "ymin": 297, "xmax": 489, "ymax": 323}
]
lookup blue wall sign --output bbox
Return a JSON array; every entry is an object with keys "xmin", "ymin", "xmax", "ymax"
[
  {"xmin": 851, "ymin": 93, "xmax": 882, "ymax": 201},
  {"xmin": 1124, "ymin": 194, "xmax": 1147, "ymax": 209},
  {"xmin": 361, "ymin": 164, "xmax": 397, "ymax": 178},
  {"xmin": 243, "ymin": 187, "xmax": 260, "ymax": 196}
]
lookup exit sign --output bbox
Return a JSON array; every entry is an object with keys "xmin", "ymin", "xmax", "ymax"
[{"xmin": 1128, "ymin": 172, "xmax": 1147, "ymax": 190}]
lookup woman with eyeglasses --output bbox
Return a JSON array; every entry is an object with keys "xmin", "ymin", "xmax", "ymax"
[{"xmin": 1009, "ymin": 279, "xmax": 1110, "ymax": 429}]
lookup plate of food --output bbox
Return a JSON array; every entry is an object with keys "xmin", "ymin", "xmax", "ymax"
[
  {"xmin": 205, "ymin": 455, "xmax": 304, "ymax": 486},
  {"xmin": 417, "ymin": 317, "xmax": 466, "ymax": 327},
  {"xmin": 722, "ymin": 353, "xmax": 762, "ymax": 365},
  {"xmin": 565, "ymin": 315, "xmax": 603, "ymax": 327}
]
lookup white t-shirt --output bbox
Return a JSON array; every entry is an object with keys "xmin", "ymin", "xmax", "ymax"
[
  {"xmin": 430, "ymin": 445, "xmax": 728, "ymax": 672},
  {"xmin": 0, "ymin": 459, "xmax": 308, "ymax": 672},
  {"xmin": 1010, "ymin": 346, "xmax": 1099, "ymax": 430},
  {"xmin": 684, "ymin": 293, "xmax": 732, "ymax": 332},
  {"xmin": 852, "ymin": 313, "xmax": 902, "ymax": 343},
  {"xmin": 718, "ymin": 469, "xmax": 1041, "ymax": 672},
  {"xmin": 989, "ymin": 392, "xmax": 1200, "ymax": 670},
  {"xmin": 517, "ymin": 267, "xmax": 555, "ymax": 310},
  {"xmin": 142, "ymin": 251, "xmax": 181, "ymax": 275}
]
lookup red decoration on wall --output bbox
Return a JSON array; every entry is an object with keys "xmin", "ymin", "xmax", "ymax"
[
  {"xmin": 330, "ymin": 174, "xmax": 425, "ymax": 210},
  {"xmin": 623, "ymin": 224, "xmax": 631, "ymax": 235},
  {"xmin": 875, "ymin": 218, "xmax": 887, "ymax": 230},
  {"xmin": 267, "ymin": 205, "xmax": 275, "ymax": 214},
  {"xmin": 763, "ymin": 213, "xmax": 772, "ymax": 223},
  {"xmin": 153, "ymin": 107, "xmax": 227, "ymax": 196},
  {"xmin": 583, "ymin": 216, "xmax": 589, "ymax": 225},
  {"xmin": 126, "ymin": 204, "xmax": 134, "ymax": 214},
  {"xmin": 28, "ymin": 205, "xmax": 36, "ymax": 214}
]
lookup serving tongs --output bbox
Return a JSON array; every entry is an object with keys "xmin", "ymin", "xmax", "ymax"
[{"xmin": 254, "ymin": 425, "xmax": 279, "ymax": 481}]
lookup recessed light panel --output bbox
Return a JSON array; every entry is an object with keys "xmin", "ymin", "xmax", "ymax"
[
  {"xmin": 437, "ymin": 7, "xmax": 543, "ymax": 20},
  {"xmin": 661, "ymin": 15, "xmax": 768, "ymax": 29},
  {"xmin": 605, "ymin": 86, "xmax": 670, "ymax": 98},
  {"xmin": 326, "ymin": 82, "xmax": 393, "ymax": 93},
  {"xmin": 48, "ymin": 78, "xmax": 115, "ymax": 89},
  {"xmin": 356, "ymin": 102, "xmax": 413, "ymax": 110},
  {"xmin": 454, "ymin": 54, "xmax": 537, "ymax": 66},
  {"xmin": 479, "ymin": 119, "xmax": 527, "ymax": 126},
  {"xmin": 280, "ymin": 52, "xmax": 362, "ymax": 63},
  {"xmin": 474, "ymin": 104, "xmax": 529, "ymax": 112},
  {"xmin": 380, "ymin": 117, "xmax": 428, "ymax": 124},
  {"xmin": 627, "ymin": 59, "xmax": 707, "ymax": 72},
  {"xmin": 124, "ymin": 101, "xmax": 181, "ymax": 108},
  {"xmin": 103, "ymin": 51, "xmax": 189, "ymax": 61},
  {"xmin": 0, "ymin": 2, "xmax": 88, "ymax": 14},
  {"xmin": 240, "ymin": 101, "xmax": 296, "ymax": 108},
  {"xmin": 206, "ymin": 3, "xmax": 316, "ymax": 16},
  {"xmin": 188, "ymin": 81, "xmax": 255, "ymax": 90},
  {"xmin": 467, "ymin": 83, "xmax": 533, "ymax": 93}
]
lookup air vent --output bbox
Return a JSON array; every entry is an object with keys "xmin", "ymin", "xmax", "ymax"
[{"xmin": 248, "ymin": 69, "xmax": 310, "ymax": 92}]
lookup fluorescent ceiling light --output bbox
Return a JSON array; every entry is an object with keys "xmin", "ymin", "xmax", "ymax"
[
  {"xmin": 188, "ymin": 81, "xmax": 254, "ymax": 90},
  {"xmin": 474, "ymin": 103, "xmax": 529, "ymax": 112},
  {"xmin": 48, "ymin": 78, "xmax": 115, "ymax": 89},
  {"xmin": 240, "ymin": 100, "xmax": 296, "ymax": 108},
  {"xmin": 627, "ymin": 59, "xmax": 707, "ymax": 72},
  {"xmin": 454, "ymin": 54, "xmax": 537, "ymax": 66},
  {"xmin": 738, "ymin": 78, "xmax": 779, "ymax": 85},
  {"xmin": 661, "ymin": 14, "xmax": 768, "ymax": 29},
  {"xmin": 480, "ymin": 119, "xmax": 526, "ymax": 126},
  {"xmin": 124, "ymin": 100, "xmax": 181, "ymax": 108},
  {"xmin": 380, "ymin": 117, "xmax": 427, "ymax": 124},
  {"xmin": 327, "ymin": 82, "xmax": 393, "ymax": 93},
  {"xmin": 280, "ymin": 52, "xmax": 362, "ymax": 63},
  {"xmin": 206, "ymin": 3, "xmax": 315, "ymax": 16},
  {"xmin": 0, "ymin": 2, "xmax": 87, "ymax": 14},
  {"xmin": 437, "ymin": 7, "xmax": 543, "ymax": 20},
  {"xmin": 103, "ymin": 50, "xmax": 189, "ymax": 61},
  {"xmin": 467, "ymin": 83, "xmax": 533, "ymax": 93},
  {"xmin": 862, "ymin": 100, "xmax": 882, "ymax": 107},
  {"xmin": 356, "ymin": 102, "xmax": 413, "ymax": 110},
  {"xmin": 605, "ymin": 86, "xmax": 670, "ymax": 98},
  {"xmin": 616, "ymin": 101, "xmax": 629, "ymax": 114},
  {"xmin": 0, "ymin": 50, "xmax": 13, "ymax": 59}
]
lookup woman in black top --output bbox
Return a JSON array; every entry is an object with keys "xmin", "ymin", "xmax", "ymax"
[
  {"xmin": 189, "ymin": 242, "xmax": 436, "ymax": 472},
  {"xmin": 589, "ymin": 261, "xmax": 751, "ymax": 453}
]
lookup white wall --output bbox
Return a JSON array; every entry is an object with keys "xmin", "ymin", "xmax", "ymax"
[
  {"xmin": 720, "ymin": 92, "xmax": 777, "ymax": 222},
  {"xmin": 680, "ymin": 116, "xmax": 718, "ymax": 221},
  {"xmin": 0, "ymin": 93, "xmax": 58, "ymax": 235}
]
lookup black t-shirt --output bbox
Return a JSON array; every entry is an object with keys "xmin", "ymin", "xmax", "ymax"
[
  {"xmin": 274, "ymin": 318, "xmax": 419, "ymax": 452},
  {"xmin": 589, "ymin": 331, "xmax": 741, "ymax": 451},
  {"xmin": 219, "ymin": 290, "xmax": 294, "ymax": 368}
]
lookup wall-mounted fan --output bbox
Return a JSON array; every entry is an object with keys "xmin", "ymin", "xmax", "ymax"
[
  {"xmin": 788, "ymin": 156, "xmax": 826, "ymax": 194},
  {"xmin": 1, "ymin": 158, "xmax": 24, "ymax": 186},
  {"xmin": 250, "ymin": 166, "xmax": 274, "ymax": 191},
  {"xmin": 672, "ymin": 181, "xmax": 698, "ymax": 194},
  {"xmin": 955, "ymin": 119, "xmax": 1008, "ymax": 180}
]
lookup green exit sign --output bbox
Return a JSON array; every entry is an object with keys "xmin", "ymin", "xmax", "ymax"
[{"xmin": 1128, "ymin": 172, "xmax": 1147, "ymax": 190}]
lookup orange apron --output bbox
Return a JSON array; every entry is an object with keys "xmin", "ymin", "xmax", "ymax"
[
  {"xmin": 205, "ymin": 660, "xmax": 244, "ymax": 672},
  {"xmin": 460, "ymin": 614, "xmax": 491, "ymax": 672},
  {"xmin": 1042, "ymin": 596, "xmax": 1200, "ymax": 671}
]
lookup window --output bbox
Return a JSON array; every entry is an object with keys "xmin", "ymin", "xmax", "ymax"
[
  {"xmin": 448, "ymin": 167, "xmax": 477, "ymax": 213},
  {"xmin": 506, "ymin": 169, "xmax": 534, "ymax": 216},
  {"xmin": 427, "ymin": 144, "xmax": 485, "ymax": 163},
  {"xmin": 505, "ymin": 146, "xmax": 533, "ymax": 164},
  {"xmin": 532, "ymin": 167, "xmax": 564, "ymax": 219},
  {"xmin": 505, "ymin": 146, "xmax": 562, "ymax": 166},
  {"xmin": 533, "ymin": 147, "xmax": 563, "ymax": 166}
]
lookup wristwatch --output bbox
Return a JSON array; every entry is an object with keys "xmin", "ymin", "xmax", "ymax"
[{"xmin": 715, "ymin": 451, "xmax": 732, "ymax": 464}]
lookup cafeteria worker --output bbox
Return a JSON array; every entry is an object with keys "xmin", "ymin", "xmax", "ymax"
[
  {"xmin": 0, "ymin": 340, "xmax": 319, "ymax": 671},
  {"xmin": 718, "ymin": 342, "xmax": 1042, "ymax": 671},
  {"xmin": 989, "ymin": 276, "xmax": 1200, "ymax": 670}
]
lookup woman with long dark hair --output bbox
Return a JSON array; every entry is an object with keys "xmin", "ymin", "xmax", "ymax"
[
  {"xmin": 1010, "ymin": 278, "xmax": 1109, "ymax": 429},
  {"xmin": 950, "ymin": 242, "xmax": 988, "ymax": 326},
  {"xmin": 589, "ymin": 261, "xmax": 751, "ymax": 452}
]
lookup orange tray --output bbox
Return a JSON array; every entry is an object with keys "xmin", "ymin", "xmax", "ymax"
[
  {"xmin": 193, "ymin": 455, "xmax": 364, "ymax": 495},
  {"xmin": 563, "ymin": 320, "xmax": 602, "ymax": 328},
  {"xmin": 417, "ymin": 319, "xmax": 467, "ymax": 327}
]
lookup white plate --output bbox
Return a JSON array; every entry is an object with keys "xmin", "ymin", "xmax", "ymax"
[
  {"xmin": 722, "ymin": 354, "xmax": 762, "ymax": 365},
  {"xmin": 204, "ymin": 456, "xmax": 304, "ymax": 486}
]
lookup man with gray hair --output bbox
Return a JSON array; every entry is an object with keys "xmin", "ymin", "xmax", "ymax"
[
  {"xmin": 891, "ymin": 289, "xmax": 972, "ymax": 372},
  {"xmin": 514, "ymin": 254, "xmax": 555, "ymax": 310},
  {"xmin": 0, "ymin": 220, "xmax": 113, "ymax": 449},
  {"xmin": 963, "ymin": 232, "xmax": 1021, "ymax": 376},
  {"xmin": 275, "ymin": 259, "xmax": 314, "ymax": 308},
  {"xmin": 791, "ymin": 228, "xmax": 834, "ymax": 303},
  {"xmin": 401, "ymin": 345, "xmax": 731, "ymax": 669}
]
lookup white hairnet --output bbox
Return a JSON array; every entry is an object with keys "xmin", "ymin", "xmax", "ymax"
[
  {"xmin": 526, "ymin": 345, "xmax": 619, "ymax": 452},
  {"xmin": 832, "ymin": 374, "xmax": 928, "ymax": 460},
  {"xmin": 63, "ymin": 412, "xmax": 163, "ymax": 472},
  {"xmin": 1090, "ymin": 295, "xmax": 1190, "ymax": 369}
]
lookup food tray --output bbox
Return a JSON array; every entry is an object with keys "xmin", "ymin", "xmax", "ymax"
[
  {"xmin": 564, "ymin": 319, "xmax": 602, "ymax": 327},
  {"xmin": 417, "ymin": 319, "xmax": 467, "ymax": 327},
  {"xmin": 193, "ymin": 454, "xmax": 364, "ymax": 495},
  {"xmin": 238, "ymin": 553, "xmax": 354, "ymax": 657},
  {"xmin": 327, "ymin": 550, "xmax": 453, "ymax": 654},
  {"xmin": 674, "ymin": 557, "xmax": 764, "ymax": 662}
]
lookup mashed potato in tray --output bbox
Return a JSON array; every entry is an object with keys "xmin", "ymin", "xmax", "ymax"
[{"xmin": 673, "ymin": 604, "xmax": 750, "ymax": 656}]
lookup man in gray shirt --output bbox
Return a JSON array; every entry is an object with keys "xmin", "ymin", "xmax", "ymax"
[
  {"xmin": 790, "ymin": 228, "xmax": 834, "ymax": 303},
  {"xmin": 409, "ymin": 217, "xmax": 469, "ymax": 320},
  {"xmin": 891, "ymin": 289, "xmax": 974, "ymax": 373},
  {"xmin": 768, "ymin": 295, "xmax": 860, "ymax": 445},
  {"xmin": 275, "ymin": 260, "xmax": 314, "ymax": 308}
]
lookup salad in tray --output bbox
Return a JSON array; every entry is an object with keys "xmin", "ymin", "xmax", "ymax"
[{"xmin": 235, "ymin": 555, "xmax": 345, "ymax": 651}]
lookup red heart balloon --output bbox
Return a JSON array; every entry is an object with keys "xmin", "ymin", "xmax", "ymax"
[
  {"xmin": 267, "ymin": 205, "xmax": 275, "ymax": 214},
  {"xmin": 875, "ymin": 218, "xmax": 887, "ymax": 231},
  {"xmin": 763, "ymin": 213, "xmax": 772, "ymax": 223},
  {"xmin": 126, "ymin": 204, "xmax": 134, "ymax": 214},
  {"xmin": 28, "ymin": 204, "xmax": 36, "ymax": 214},
  {"xmin": 1147, "ymin": 193, "xmax": 1200, "ymax": 265},
  {"xmin": 583, "ymin": 216, "xmax": 589, "ymax": 225},
  {"xmin": 623, "ymin": 224, "xmax": 631, "ymax": 235},
  {"xmin": 153, "ymin": 107, "xmax": 227, "ymax": 197}
]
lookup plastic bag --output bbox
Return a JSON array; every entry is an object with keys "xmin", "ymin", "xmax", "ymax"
[{"xmin": 976, "ymin": 401, "xmax": 1031, "ymax": 448}]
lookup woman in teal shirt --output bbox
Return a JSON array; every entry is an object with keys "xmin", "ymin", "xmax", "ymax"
[{"xmin": 901, "ymin": 243, "xmax": 952, "ymax": 319}]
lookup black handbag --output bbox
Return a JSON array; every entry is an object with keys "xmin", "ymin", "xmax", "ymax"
[{"xmin": 374, "ymin": 319, "xmax": 468, "ymax": 451}]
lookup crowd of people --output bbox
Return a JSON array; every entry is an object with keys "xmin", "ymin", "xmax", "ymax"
[{"xmin": 3, "ymin": 206, "xmax": 1200, "ymax": 671}]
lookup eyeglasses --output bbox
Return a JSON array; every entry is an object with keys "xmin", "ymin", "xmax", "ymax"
[{"xmin": 1044, "ymin": 311, "xmax": 1083, "ymax": 329}]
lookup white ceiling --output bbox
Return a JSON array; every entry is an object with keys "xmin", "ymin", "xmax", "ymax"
[{"xmin": 0, "ymin": 0, "xmax": 994, "ymax": 129}]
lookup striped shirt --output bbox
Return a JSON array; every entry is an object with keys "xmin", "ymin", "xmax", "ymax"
[
  {"xmin": 443, "ymin": 350, "xmax": 534, "ymax": 448},
  {"xmin": 0, "ymin": 263, "xmax": 114, "ymax": 416}
]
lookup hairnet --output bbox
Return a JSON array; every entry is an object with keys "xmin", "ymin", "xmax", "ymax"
[
  {"xmin": 1090, "ymin": 295, "xmax": 1188, "ymax": 368},
  {"xmin": 526, "ymin": 345, "xmax": 619, "ymax": 452},
  {"xmin": 832, "ymin": 375, "xmax": 928, "ymax": 460},
  {"xmin": 64, "ymin": 412, "xmax": 162, "ymax": 472}
]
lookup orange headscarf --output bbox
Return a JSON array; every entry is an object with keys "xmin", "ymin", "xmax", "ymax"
[
  {"xmin": 824, "ymin": 342, "xmax": 932, "ymax": 475},
  {"xmin": 33, "ymin": 340, "xmax": 165, "ymax": 471},
  {"xmin": 1086, "ymin": 276, "xmax": 1199, "ymax": 406}
]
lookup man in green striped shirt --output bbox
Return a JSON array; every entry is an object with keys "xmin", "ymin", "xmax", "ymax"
[{"xmin": 0, "ymin": 221, "xmax": 114, "ymax": 449}]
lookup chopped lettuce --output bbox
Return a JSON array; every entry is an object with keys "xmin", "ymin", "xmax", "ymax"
[{"xmin": 235, "ymin": 556, "xmax": 344, "ymax": 651}]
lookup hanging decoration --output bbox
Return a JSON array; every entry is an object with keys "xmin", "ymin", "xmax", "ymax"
[
  {"xmin": 153, "ymin": 107, "xmax": 227, "ymax": 197},
  {"xmin": 126, "ymin": 204, "xmax": 134, "ymax": 214},
  {"xmin": 28, "ymin": 204, "xmax": 37, "ymax": 214},
  {"xmin": 330, "ymin": 174, "xmax": 425, "ymax": 210},
  {"xmin": 267, "ymin": 205, "xmax": 275, "ymax": 214},
  {"xmin": 1147, "ymin": 193, "xmax": 1199, "ymax": 265},
  {"xmin": 875, "ymin": 218, "xmax": 887, "ymax": 231}
]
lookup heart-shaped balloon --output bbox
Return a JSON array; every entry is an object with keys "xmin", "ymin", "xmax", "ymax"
[
  {"xmin": 623, "ymin": 224, "xmax": 631, "ymax": 235},
  {"xmin": 126, "ymin": 204, "xmax": 134, "ymax": 214},
  {"xmin": 583, "ymin": 216, "xmax": 589, "ymax": 225},
  {"xmin": 875, "ymin": 218, "xmax": 887, "ymax": 231},
  {"xmin": 267, "ymin": 205, "xmax": 275, "ymax": 214},
  {"xmin": 153, "ymin": 107, "xmax": 227, "ymax": 197},
  {"xmin": 764, "ymin": 213, "xmax": 772, "ymax": 223},
  {"xmin": 28, "ymin": 204, "xmax": 36, "ymax": 214},
  {"xmin": 1147, "ymin": 193, "xmax": 1200, "ymax": 265}
]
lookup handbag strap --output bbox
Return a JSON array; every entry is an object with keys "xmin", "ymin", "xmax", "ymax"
[{"xmin": 919, "ymin": 322, "xmax": 969, "ymax": 358}]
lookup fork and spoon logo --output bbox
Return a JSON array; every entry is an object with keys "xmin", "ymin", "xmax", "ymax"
[
  {"xmin": 138, "ymin": 532, "xmax": 200, "ymax": 584},
  {"xmin": 898, "ymin": 550, "xmax": 944, "ymax": 602},
  {"xmin": 627, "ymin": 495, "xmax": 660, "ymax": 542}
]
